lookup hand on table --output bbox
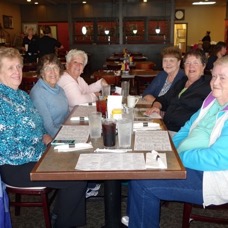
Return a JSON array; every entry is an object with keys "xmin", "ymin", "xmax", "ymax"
[
  {"xmin": 43, "ymin": 134, "xmax": 52, "ymax": 146},
  {"xmin": 145, "ymin": 107, "xmax": 161, "ymax": 116}
]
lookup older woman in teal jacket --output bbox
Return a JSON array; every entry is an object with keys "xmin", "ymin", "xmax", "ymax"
[{"xmin": 127, "ymin": 55, "xmax": 228, "ymax": 227}]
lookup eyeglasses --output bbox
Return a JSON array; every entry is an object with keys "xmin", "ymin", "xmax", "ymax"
[
  {"xmin": 184, "ymin": 61, "xmax": 202, "ymax": 66},
  {"xmin": 43, "ymin": 65, "xmax": 60, "ymax": 72}
]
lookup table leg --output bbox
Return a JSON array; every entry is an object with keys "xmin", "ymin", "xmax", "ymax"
[{"xmin": 103, "ymin": 180, "xmax": 122, "ymax": 228}]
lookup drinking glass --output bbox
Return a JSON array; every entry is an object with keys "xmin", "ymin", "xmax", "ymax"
[
  {"xmin": 102, "ymin": 119, "xmax": 116, "ymax": 147},
  {"xmin": 88, "ymin": 112, "xmax": 102, "ymax": 139},
  {"xmin": 117, "ymin": 118, "xmax": 133, "ymax": 148}
]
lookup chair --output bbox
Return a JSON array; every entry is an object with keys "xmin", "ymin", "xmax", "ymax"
[
  {"xmin": 106, "ymin": 64, "xmax": 122, "ymax": 71},
  {"xmin": 20, "ymin": 76, "xmax": 38, "ymax": 94},
  {"xmin": 23, "ymin": 63, "xmax": 37, "ymax": 72},
  {"xmin": 6, "ymin": 185, "xmax": 56, "ymax": 228},
  {"xmin": 94, "ymin": 74, "xmax": 121, "ymax": 86},
  {"xmin": 135, "ymin": 61, "xmax": 156, "ymax": 70},
  {"xmin": 182, "ymin": 202, "xmax": 228, "ymax": 228},
  {"xmin": 134, "ymin": 75, "xmax": 155, "ymax": 95}
]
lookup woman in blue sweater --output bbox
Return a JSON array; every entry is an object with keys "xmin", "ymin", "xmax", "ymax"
[
  {"xmin": 30, "ymin": 54, "xmax": 69, "ymax": 137},
  {"xmin": 0, "ymin": 47, "xmax": 87, "ymax": 228},
  {"xmin": 142, "ymin": 46, "xmax": 185, "ymax": 103}
]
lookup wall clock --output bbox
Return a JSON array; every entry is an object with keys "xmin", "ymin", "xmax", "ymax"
[{"xmin": 175, "ymin": 9, "xmax": 185, "ymax": 20}]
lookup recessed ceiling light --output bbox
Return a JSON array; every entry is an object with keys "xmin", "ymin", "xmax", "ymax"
[
  {"xmin": 82, "ymin": 1, "xmax": 86, "ymax": 3},
  {"xmin": 34, "ymin": 1, "xmax": 38, "ymax": 4},
  {"xmin": 192, "ymin": 1, "xmax": 216, "ymax": 5},
  {"xmin": 27, "ymin": 0, "xmax": 31, "ymax": 2},
  {"xmin": 143, "ymin": 0, "xmax": 147, "ymax": 2}
]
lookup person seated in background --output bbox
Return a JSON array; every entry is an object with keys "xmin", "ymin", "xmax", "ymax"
[
  {"xmin": 22, "ymin": 27, "xmax": 39, "ymax": 63},
  {"xmin": 38, "ymin": 25, "xmax": 63, "ymax": 58},
  {"xmin": 127, "ymin": 55, "xmax": 228, "ymax": 228},
  {"xmin": 30, "ymin": 54, "xmax": 69, "ymax": 138},
  {"xmin": 205, "ymin": 41, "xmax": 227, "ymax": 72},
  {"xmin": 145, "ymin": 49, "xmax": 211, "ymax": 132},
  {"xmin": 142, "ymin": 46, "xmax": 185, "ymax": 104},
  {"xmin": 0, "ymin": 47, "xmax": 87, "ymax": 228},
  {"xmin": 58, "ymin": 49, "xmax": 108, "ymax": 110}
]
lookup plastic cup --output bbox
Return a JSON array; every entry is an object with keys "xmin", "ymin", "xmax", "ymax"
[
  {"xmin": 102, "ymin": 119, "xmax": 116, "ymax": 147},
  {"xmin": 121, "ymin": 81, "xmax": 130, "ymax": 98},
  {"xmin": 96, "ymin": 98, "xmax": 107, "ymax": 118},
  {"xmin": 102, "ymin": 85, "xmax": 111, "ymax": 98},
  {"xmin": 117, "ymin": 118, "xmax": 133, "ymax": 148},
  {"xmin": 88, "ymin": 112, "xmax": 102, "ymax": 139}
]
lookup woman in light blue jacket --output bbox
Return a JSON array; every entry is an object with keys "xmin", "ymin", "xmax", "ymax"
[
  {"xmin": 30, "ymin": 54, "xmax": 69, "ymax": 137},
  {"xmin": 127, "ymin": 55, "xmax": 228, "ymax": 227}
]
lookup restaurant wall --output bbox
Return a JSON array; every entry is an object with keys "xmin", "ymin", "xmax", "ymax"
[
  {"xmin": 0, "ymin": 2, "xmax": 21, "ymax": 45},
  {"xmin": 177, "ymin": 6, "xmax": 226, "ymax": 47}
]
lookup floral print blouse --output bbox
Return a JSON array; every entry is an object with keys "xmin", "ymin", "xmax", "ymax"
[{"xmin": 0, "ymin": 84, "xmax": 46, "ymax": 165}]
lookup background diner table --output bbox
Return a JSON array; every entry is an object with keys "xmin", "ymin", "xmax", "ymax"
[
  {"xmin": 92, "ymin": 69, "xmax": 159, "ymax": 95},
  {"xmin": 30, "ymin": 104, "xmax": 186, "ymax": 228},
  {"xmin": 20, "ymin": 71, "xmax": 38, "ymax": 93}
]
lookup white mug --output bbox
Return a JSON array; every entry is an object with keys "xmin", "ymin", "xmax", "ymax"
[
  {"xmin": 127, "ymin": 95, "xmax": 139, "ymax": 108},
  {"xmin": 25, "ymin": 44, "xmax": 28, "ymax": 52}
]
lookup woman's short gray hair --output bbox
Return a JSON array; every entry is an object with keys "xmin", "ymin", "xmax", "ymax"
[{"xmin": 66, "ymin": 49, "xmax": 88, "ymax": 67}]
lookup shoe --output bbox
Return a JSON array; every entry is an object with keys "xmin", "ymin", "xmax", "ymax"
[
  {"xmin": 51, "ymin": 212, "xmax": 57, "ymax": 228},
  {"xmin": 88, "ymin": 183, "xmax": 101, "ymax": 191},
  {"xmin": 86, "ymin": 184, "xmax": 101, "ymax": 198},
  {"xmin": 121, "ymin": 216, "xmax": 129, "ymax": 227}
]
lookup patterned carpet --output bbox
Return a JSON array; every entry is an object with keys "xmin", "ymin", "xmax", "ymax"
[{"xmin": 9, "ymin": 184, "xmax": 228, "ymax": 228}]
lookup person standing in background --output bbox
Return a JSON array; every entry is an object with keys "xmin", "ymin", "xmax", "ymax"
[
  {"xmin": 38, "ymin": 25, "xmax": 63, "ymax": 58},
  {"xmin": 22, "ymin": 27, "xmax": 39, "ymax": 63},
  {"xmin": 202, "ymin": 31, "xmax": 211, "ymax": 53}
]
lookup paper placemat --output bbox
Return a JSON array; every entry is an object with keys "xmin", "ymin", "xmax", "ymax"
[
  {"xmin": 134, "ymin": 130, "xmax": 172, "ymax": 151},
  {"xmin": 75, "ymin": 153, "xmax": 146, "ymax": 171}
]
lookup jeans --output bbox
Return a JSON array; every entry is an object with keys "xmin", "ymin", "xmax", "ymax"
[{"xmin": 128, "ymin": 168, "xmax": 203, "ymax": 228}]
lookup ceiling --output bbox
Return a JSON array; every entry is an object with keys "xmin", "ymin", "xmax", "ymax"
[{"xmin": 5, "ymin": 0, "xmax": 227, "ymax": 6}]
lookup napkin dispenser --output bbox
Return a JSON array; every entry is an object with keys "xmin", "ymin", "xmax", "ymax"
[{"xmin": 107, "ymin": 95, "xmax": 123, "ymax": 118}]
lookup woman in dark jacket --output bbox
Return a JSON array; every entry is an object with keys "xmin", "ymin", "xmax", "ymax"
[{"xmin": 146, "ymin": 49, "xmax": 211, "ymax": 132}]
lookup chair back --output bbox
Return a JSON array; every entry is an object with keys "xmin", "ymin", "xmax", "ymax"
[
  {"xmin": 20, "ymin": 76, "xmax": 38, "ymax": 94},
  {"xmin": 94, "ymin": 74, "xmax": 121, "ymax": 86},
  {"xmin": 135, "ymin": 61, "xmax": 156, "ymax": 70}
]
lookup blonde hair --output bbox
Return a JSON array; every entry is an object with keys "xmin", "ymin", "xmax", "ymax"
[{"xmin": 0, "ymin": 47, "xmax": 23, "ymax": 71}]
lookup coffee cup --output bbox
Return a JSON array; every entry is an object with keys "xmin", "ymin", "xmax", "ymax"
[{"xmin": 127, "ymin": 95, "xmax": 139, "ymax": 108}]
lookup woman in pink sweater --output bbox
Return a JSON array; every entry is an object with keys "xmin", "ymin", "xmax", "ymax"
[{"xmin": 58, "ymin": 49, "xmax": 108, "ymax": 110}]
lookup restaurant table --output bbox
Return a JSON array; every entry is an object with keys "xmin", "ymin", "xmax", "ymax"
[
  {"xmin": 92, "ymin": 69, "xmax": 159, "ymax": 95},
  {"xmin": 30, "ymin": 106, "xmax": 186, "ymax": 228},
  {"xmin": 106, "ymin": 55, "xmax": 147, "ymax": 62}
]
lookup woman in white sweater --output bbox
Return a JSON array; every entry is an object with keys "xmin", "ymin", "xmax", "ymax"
[{"xmin": 58, "ymin": 49, "xmax": 108, "ymax": 110}]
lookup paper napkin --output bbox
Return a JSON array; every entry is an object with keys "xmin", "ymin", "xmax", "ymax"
[
  {"xmin": 54, "ymin": 143, "xmax": 93, "ymax": 152},
  {"xmin": 146, "ymin": 150, "xmax": 167, "ymax": 169},
  {"xmin": 133, "ymin": 122, "xmax": 161, "ymax": 131},
  {"xmin": 79, "ymin": 102, "xmax": 96, "ymax": 106},
  {"xmin": 70, "ymin": 116, "xmax": 89, "ymax": 121}
]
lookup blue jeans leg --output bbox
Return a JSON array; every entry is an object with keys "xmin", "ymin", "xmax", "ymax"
[{"xmin": 128, "ymin": 168, "xmax": 203, "ymax": 228}]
